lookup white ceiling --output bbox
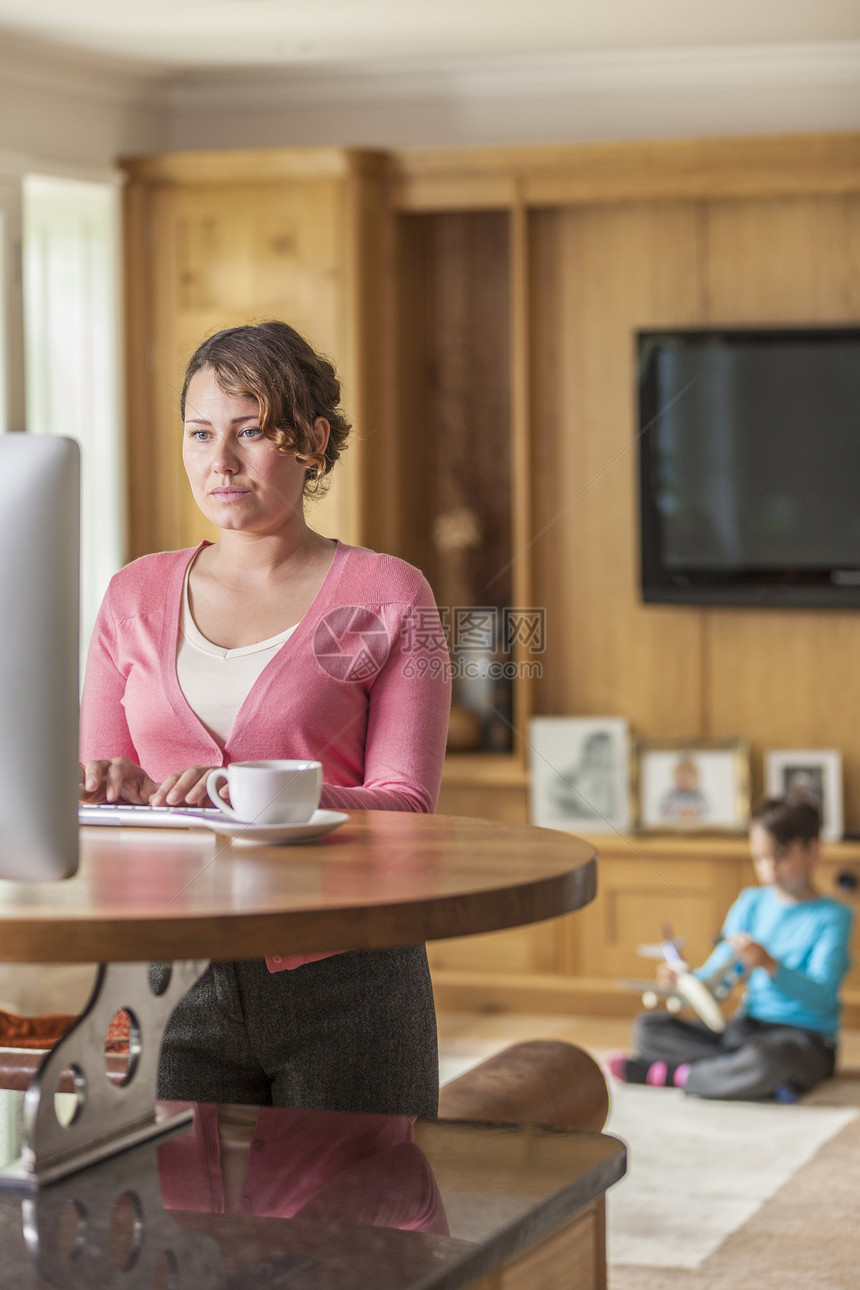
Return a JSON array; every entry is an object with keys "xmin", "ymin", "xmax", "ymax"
[{"xmin": 0, "ymin": 0, "xmax": 858, "ymax": 71}]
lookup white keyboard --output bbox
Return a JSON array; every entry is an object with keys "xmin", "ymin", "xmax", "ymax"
[{"xmin": 79, "ymin": 803, "xmax": 220, "ymax": 829}]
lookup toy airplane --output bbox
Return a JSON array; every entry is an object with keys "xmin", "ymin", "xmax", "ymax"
[{"xmin": 619, "ymin": 924, "xmax": 748, "ymax": 1033}]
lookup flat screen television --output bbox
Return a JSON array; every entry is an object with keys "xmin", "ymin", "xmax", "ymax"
[{"xmin": 638, "ymin": 327, "xmax": 860, "ymax": 607}]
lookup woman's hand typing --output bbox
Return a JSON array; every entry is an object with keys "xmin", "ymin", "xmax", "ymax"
[
  {"xmin": 150, "ymin": 765, "xmax": 226, "ymax": 809},
  {"xmin": 80, "ymin": 758, "xmax": 159, "ymax": 805}
]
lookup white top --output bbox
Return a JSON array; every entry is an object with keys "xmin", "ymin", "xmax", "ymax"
[{"xmin": 176, "ymin": 565, "xmax": 298, "ymax": 745}]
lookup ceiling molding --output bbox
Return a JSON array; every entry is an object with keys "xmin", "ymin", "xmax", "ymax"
[
  {"xmin": 0, "ymin": 29, "xmax": 168, "ymax": 109},
  {"xmin": 0, "ymin": 149, "xmax": 126, "ymax": 183},
  {"xmin": 167, "ymin": 41, "xmax": 860, "ymax": 112}
]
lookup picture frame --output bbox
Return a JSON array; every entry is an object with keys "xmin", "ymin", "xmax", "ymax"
[
  {"xmin": 764, "ymin": 748, "xmax": 844, "ymax": 843},
  {"xmin": 529, "ymin": 717, "xmax": 631, "ymax": 834},
  {"xmin": 635, "ymin": 737, "xmax": 751, "ymax": 833}
]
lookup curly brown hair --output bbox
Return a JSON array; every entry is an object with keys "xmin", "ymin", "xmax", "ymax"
[{"xmin": 180, "ymin": 321, "xmax": 351, "ymax": 497}]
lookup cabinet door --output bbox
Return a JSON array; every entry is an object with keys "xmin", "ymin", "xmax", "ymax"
[
  {"xmin": 569, "ymin": 851, "xmax": 747, "ymax": 981},
  {"xmin": 428, "ymin": 919, "xmax": 568, "ymax": 979},
  {"xmin": 126, "ymin": 171, "xmax": 360, "ymax": 558}
]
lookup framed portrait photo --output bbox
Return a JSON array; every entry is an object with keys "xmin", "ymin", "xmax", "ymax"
[
  {"xmin": 529, "ymin": 717, "xmax": 631, "ymax": 834},
  {"xmin": 635, "ymin": 738, "xmax": 750, "ymax": 833},
  {"xmin": 764, "ymin": 748, "xmax": 844, "ymax": 843}
]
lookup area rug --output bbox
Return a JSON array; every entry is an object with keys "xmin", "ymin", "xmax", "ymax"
[
  {"xmin": 609, "ymin": 1109, "xmax": 860, "ymax": 1290},
  {"xmin": 605, "ymin": 1081, "xmax": 857, "ymax": 1271},
  {"xmin": 439, "ymin": 1041, "xmax": 860, "ymax": 1282}
]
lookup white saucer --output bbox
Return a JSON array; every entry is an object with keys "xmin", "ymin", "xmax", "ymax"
[{"xmin": 197, "ymin": 809, "xmax": 349, "ymax": 846}]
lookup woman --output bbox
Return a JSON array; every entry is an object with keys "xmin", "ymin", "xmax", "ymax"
[{"xmin": 80, "ymin": 321, "xmax": 451, "ymax": 1115}]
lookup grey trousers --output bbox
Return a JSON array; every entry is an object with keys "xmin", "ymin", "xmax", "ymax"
[
  {"xmin": 152, "ymin": 945, "xmax": 439, "ymax": 1117},
  {"xmin": 633, "ymin": 1011, "xmax": 836, "ymax": 1100}
]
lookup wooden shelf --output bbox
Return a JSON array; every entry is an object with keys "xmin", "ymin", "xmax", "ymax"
[{"xmin": 442, "ymin": 754, "xmax": 529, "ymax": 787}]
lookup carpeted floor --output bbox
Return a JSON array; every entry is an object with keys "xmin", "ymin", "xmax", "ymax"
[
  {"xmin": 437, "ymin": 1017, "xmax": 860, "ymax": 1289},
  {"xmin": 604, "ymin": 1081, "xmax": 857, "ymax": 1271},
  {"xmin": 609, "ymin": 1110, "xmax": 860, "ymax": 1290}
]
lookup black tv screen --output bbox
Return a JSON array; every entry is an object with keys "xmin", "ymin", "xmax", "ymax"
[{"xmin": 638, "ymin": 328, "xmax": 860, "ymax": 607}]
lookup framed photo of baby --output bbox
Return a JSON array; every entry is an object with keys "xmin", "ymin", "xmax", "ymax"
[
  {"xmin": 636, "ymin": 738, "xmax": 751, "ymax": 832},
  {"xmin": 764, "ymin": 748, "xmax": 843, "ymax": 843},
  {"xmin": 529, "ymin": 717, "xmax": 631, "ymax": 834}
]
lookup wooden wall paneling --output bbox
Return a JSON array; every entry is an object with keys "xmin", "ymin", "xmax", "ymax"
[
  {"xmin": 389, "ymin": 210, "xmax": 514, "ymax": 753},
  {"xmin": 706, "ymin": 612, "xmax": 860, "ymax": 814},
  {"xmin": 508, "ymin": 198, "xmax": 535, "ymax": 753},
  {"xmin": 526, "ymin": 206, "xmax": 576, "ymax": 722},
  {"xmin": 122, "ymin": 177, "xmax": 156, "ymax": 561},
  {"xmin": 848, "ymin": 194, "xmax": 860, "ymax": 316},
  {"xmin": 702, "ymin": 194, "xmax": 860, "ymax": 820},
  {"xmin": 385, "ymin": 214, "xmax": 436, "ymax": 572},
  {"xmin": 341, "ymin": 153, "xmax": 394, "ymax": 549},
  {"xmin": 399, "ymin": 211, "xmax": 512, "ymax": 598},
  {"xmin": 703, "ymin": 195, "xmax": 860, "ymax": 323},
  {"xmin": 149, "ymin": 181, "xmax": 200, "ymax": 557},
  {"xmin": 527, "ymin": 203, "xmax": 705, "ymax": 735}
]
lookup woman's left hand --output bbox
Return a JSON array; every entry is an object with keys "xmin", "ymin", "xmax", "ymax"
[{"xmin": 149, "ymin": 766, "xmax": 226, "ymax": 809}]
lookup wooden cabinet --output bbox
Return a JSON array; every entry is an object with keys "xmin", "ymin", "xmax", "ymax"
[
  {"xmin": 428, "ymin": 832, "xmax": 860, "ymax": 1027},
  {"xmin": 121, "ymin": 147, "xmax": 391, "ymax": 558},
  {"xmin": 467, "ymin": 1200, "xmax": 606, "ymax": 1290}
]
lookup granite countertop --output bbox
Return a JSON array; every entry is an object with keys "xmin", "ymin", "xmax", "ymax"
[{"xmin": 0, "ymin": 1095, "xmax": 626, "ymax": 1289}]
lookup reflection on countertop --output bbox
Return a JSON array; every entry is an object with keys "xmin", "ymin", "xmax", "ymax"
[
  {"xmin": 0, "ymin": 1093, "xmax": 625, "ymax": 1289},
  {"xmin": 159, "ymin": 1102, "xmax": 449, "ymax": 1233}
]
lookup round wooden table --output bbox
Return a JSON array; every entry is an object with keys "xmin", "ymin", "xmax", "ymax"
[
  {"xmin": 0, "ymin": 811, "xmax": 597, "ymax": 962},
  {"xmin": 0, "ymin": 812, "xmax": 597, "ymax": 1188}
]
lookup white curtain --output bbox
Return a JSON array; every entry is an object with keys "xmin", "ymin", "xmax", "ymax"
[
  {"xmin": 0, "ymin": 176, "xmax": 25, "ymax": 433},
  {"xmin": 22, "ymin": 174, "xmax": 125, "ymax": 673}
]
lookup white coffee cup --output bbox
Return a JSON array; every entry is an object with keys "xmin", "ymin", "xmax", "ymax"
[{"xmin": 206, "ymin": 760, "xmax": 322, "ymax": 825}]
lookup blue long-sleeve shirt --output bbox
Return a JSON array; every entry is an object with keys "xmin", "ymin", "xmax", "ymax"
[{"xmin": 695, "ymin": 886, "xmax": 853, "ymax": 1038}]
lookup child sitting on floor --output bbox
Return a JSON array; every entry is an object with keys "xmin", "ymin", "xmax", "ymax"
[{"xmin": 609, "ymin": 792, "xmax": 853, "ymax": 1100}]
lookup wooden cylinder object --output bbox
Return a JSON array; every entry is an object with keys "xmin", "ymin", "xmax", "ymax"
[{"xmin": 438, "ymin": 1039, "xmax": 609, "ymax": 1131}]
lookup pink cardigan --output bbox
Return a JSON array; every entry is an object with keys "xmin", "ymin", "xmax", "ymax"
[{"xmin": 81, "ymin": 540, "xmax": 451, "ymax": 969}]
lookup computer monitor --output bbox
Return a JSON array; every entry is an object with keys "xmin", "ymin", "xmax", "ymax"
[{"xmin": 0, "ymin": 434, "xmax": 80, "ymax": 880}]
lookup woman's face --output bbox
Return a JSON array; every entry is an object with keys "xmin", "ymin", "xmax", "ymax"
[{"xmin": 182, "ymin": 367, "xmax": 327, "ymax": 536}]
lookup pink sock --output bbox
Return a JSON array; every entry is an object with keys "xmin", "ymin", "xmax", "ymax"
[
  {"xmin": 606, "ymin": 1054, "xmax": 628, "ymax": 1080},
  {"xmin": 646, "ymin": 1061, "xmax": 668, "ymax": 1087},
  {"xmin": 674, "ymin": 1063, "xmax": 691, "ymax": 1088}
]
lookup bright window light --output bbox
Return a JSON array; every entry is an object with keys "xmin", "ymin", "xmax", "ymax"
[{"xmin": 22, "ymin": 174, "xmax": 125, "ymax": 673}]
